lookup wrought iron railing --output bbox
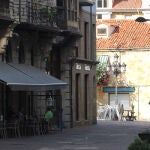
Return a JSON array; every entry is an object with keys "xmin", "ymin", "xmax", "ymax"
[
  {"xmin": 0, "ymin": 1, "xmax": 66, "ymax": 29},
  {"xmin": 9, "ymin": 1, "xmax": 58, "ymax": 27},
  {"xmin": 0, "ymin": 2, "xmax": 79, "ymax": 31},
  {"xmin": 0, "ymin": 7, "xmax": 10, "ymax": 18}
]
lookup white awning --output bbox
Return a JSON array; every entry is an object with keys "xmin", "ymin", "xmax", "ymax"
[{"xmin": 0, "ymin": 62, "xmax": 67, "ymax": 91}]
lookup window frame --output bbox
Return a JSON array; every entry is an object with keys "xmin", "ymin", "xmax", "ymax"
[
  {"xmin": 97, "ymin": 14, "xmax": 102, "ymax": 19},
  {"xmin": 97, "ymin": 27, "xmax": 107, "ymax": 36},
  {"xmin": 97, "ymin": 0, "xmax": 108, "ymax": 8}
]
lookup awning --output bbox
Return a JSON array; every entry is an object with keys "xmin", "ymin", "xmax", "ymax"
[
  {"xmin": 97, "ymin": 55, "xmax": 109, "ymax": 64},
  {"xmin": 97, "ymin": 55, "xmax": 110, "ymax": 69},
  {"xmin": 0, "ymin": 62, "xmax": 67, "ymax": 91}
]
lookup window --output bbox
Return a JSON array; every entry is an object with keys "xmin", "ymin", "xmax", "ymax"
[
  {"xmin": 84, "ymin": 22, "xmax": 89, "ymax": 59},
  {"xmin": 97, "ymin": 0, "xmax": 102, "ymax": 7},
  {"xmin": 97, "ymin": 28, "xmax": 107, "ymax": 36},
  {"xmin": 104, "ymin": 0, "xmax": 107, "ymax": 7},
  {"xmin": 97, "ymin": 14, "xmax": 102, "ymax": 19},
  {"xmin": 92, "ymin": 24, "xmax": 96, "ymax": 58},
  {"xmin": 97, "ymin": 0, "xmax": 108, "ymax": 8},
  {"xmin": 70, "ymin": 0, "xmax": 77, "ymax": 9},
  {"xmin": 57, "ymin": 0, "xmax": 64, "ymax": 6},
  {"xmin": 68, "ymin": 0, "xmax": 77, "ymax": 21}
]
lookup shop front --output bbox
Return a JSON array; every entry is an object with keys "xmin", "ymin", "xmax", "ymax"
[{"xmin": 0, "ymin": 62, "xmax": 67, "ymax": 137}]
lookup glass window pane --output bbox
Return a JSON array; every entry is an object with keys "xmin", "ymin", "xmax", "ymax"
[
  {"xmin": 97, "ymin": 28, "xmax": 107, "ymax": 35},
  {"xmin": 97, "ymin": 0, "xmax": 102, "ymax": 8},
  {"xmin": 104, "ymin": 0, "xmax": 107, "ymax": 7}
]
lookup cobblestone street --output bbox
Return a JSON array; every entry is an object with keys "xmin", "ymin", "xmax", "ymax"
[{"xmin": 0, "ymin": 120, "xmax": 150, "ymax": 150}]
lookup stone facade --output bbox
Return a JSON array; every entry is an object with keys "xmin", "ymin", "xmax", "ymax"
[
  {"xmin": 0, "ymin": 0, "xmax": 97, "ymax": 129},
  {"xmin": 97, "ymin": 49, "xmax": 150, "ymax": 120},
  {"xmin": 96, "ymin": 0, "xmax": 150, "ymax": 20}
]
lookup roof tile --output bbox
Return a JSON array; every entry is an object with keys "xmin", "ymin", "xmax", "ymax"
[{"xmin": 96, "ymin": 20, "xmax": 150, "ymax": 49}]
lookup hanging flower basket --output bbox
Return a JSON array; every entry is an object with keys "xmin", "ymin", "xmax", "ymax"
[
  {"xmin": 97, "ymin": 72, "xmax": 109, "ymax": 85},
  {"xmin": 96, "ymin": 58, "xmax": 110, "ymax": 85}
]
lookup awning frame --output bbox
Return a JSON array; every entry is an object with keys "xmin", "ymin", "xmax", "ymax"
[{"xmin": 0, "ymin": 62, "xmax": 67, "ymax": 91}]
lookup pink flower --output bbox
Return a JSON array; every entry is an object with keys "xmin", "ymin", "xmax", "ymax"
[{"xmin": 102, "ymin": 79, "xmax": 107, "ymax": 83}]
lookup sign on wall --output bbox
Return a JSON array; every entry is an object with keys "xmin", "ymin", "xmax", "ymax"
[
  {"xmin": 85, "ymin": 64, "xmax": 91, "ymax": 71},
  {"xmin": 76, "ymin": 63, "xmax": 82, "ymax": 70}
]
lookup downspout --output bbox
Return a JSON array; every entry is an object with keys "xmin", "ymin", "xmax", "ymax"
[
  {"xmin": 90, "ymin": 5, "xmax": 93, "ymax": 60},
  {"xmin": 138, "ymin": 86, "xmax": 140, "ymax": 120},
  {"xmin": 69, "ymin": 60, "xmax": 73, "ymax": 128},
  {"xmin": 68, "ymin": 57, "xmax": 76, "ymax": 128}
]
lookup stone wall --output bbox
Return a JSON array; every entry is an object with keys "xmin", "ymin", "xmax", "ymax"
[{"xmin": 97, "ymin": 49, "xmax": 150, "ymax": 120}]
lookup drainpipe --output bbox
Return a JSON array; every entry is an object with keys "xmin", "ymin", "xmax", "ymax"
[
  {"xmin": 90, "ymin": 5, "xmax": 93, "ymax": 60},
  {"xmin": 138, "ymin": 86, "xmax": 140, "ymax": 120},
  {"xmin": 69, "ymin": 61, "xmax": 73, "ymax": 128},
  {"xmin": 68, "ymin": 57, "xmax": 76, "ymax": 128}
]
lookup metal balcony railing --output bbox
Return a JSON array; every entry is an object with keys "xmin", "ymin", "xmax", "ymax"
[
  {"xmin": 0, "ymin": 1, "xmax": 79, "ymax": 32},
  {"xmin": 9, "ymin": 2, "xmax": 57, "ymax": 27},
  {"xmin": 5, "ymin": 1, "xmax": 67, "ymax": 29},
  {"xmin": 0, "ymin": 7, "xmax": 10, "ymax": 19}
]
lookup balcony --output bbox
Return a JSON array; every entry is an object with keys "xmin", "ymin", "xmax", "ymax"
[
  {"xmin": 9, "ymin": 2, "xmax": 78, "ymax": 32},
  {"xmin": 79, "ymin": 0, "xmax": 94, "ymax": 6},
  {"xmin": 0, "ymin": 7, "xmax": 13, "ymax": 24},
  {"xmin": 9, "ymin": 2, "xmax": 58, "ymax": 28},
  {"xmin": 0, "ymin": 2, "xmax": 81, "ymax": 38}
]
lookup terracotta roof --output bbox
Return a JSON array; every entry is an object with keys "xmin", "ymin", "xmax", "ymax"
[
  {"xmin": 96, "ymin": 20, "xmax": 150, "ymax": 49},
  {"xmin": 113, "ymin": 0, "xmax": 142, "ymax": 9}
]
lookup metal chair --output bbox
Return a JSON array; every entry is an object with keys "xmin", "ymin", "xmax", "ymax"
[
  {"xmin": 25, "ymin": 119, "xmax": 38, "ymax": 136},
  {"xmin": 0, "ymin": 121, "xmax": 7, "ymax": 139},
  {"xmin": 6, "ymin": 120, "xmax": 20, "ymax": 138},
  {"xmin": 38, "ymin": 119, "xmax": 48, "ymax": 135}
]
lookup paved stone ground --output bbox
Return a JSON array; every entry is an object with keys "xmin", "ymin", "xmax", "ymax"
[{"xmin": 0, "ymin": 120, "xmax": 150, "ymax": 150}]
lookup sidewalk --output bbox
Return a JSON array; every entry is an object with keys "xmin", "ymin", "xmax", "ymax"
[{"xmin": 0, "ymin": 120, "xmax": 150, "ymax": 150}]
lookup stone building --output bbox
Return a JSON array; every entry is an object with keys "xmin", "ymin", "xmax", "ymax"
[
  {"xmin": 96, "ymin": 0, "xmax": 150, "ymax": 20},
  {"xmin": 96, "ymin": 0, "xmax": 150, "ymax": 121},
  {"xmin": 96, "ymin": 19, "xmax": 150, "ymax": 120},
  {"xmin": 0, "ymin": 0, "xmax": 97, "ymax": 130}
]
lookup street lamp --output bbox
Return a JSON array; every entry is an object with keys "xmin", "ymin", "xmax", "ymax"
[{"xmin": 107, "ymin": 53, "xmax": 126, "ymax": 105}]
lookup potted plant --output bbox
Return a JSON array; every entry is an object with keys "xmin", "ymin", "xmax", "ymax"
[
  {"xmin": 48, "ymin": 7, "xmax": 57, "ymax": 26},
  {"xmin": 128, "ymin": 138, "xmax": 150, "ymax": 150},
  {"xmin": 138, "ymin": 130, "xmax": 150, "ymax": 143}
]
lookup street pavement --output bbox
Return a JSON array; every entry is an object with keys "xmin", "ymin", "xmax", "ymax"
[{"xmin": 0, "ymin": 120, "xmax": 150, "ymax": 150}]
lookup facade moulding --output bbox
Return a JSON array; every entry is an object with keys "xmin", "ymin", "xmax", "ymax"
[
  {"xmin": 68, "ymin": 57, "xmax": 98, "ymax": 66},
  {"xmin": 97, "ymin": 48, "xmax": 150, "ymax": 52},
  {"xmin": 96, "ymin": 8, "xmax": 149, "ymax": 12}
]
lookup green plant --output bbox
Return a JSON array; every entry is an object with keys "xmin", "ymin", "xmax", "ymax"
[
  {"xmin": 138, "ymin": 131, "xmax": 150, "ymax": 143},
  {"xmin": 48, "ymin": 7, "xmax": 57, "ymax": 21},
  {"xmin": 128, "ymin": 138, "xmax": 150, "ymax": 150}
]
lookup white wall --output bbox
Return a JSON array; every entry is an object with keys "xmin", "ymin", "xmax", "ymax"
[{"xmin": 142, "ymin": 0, "xmax": 150, "ymax": 19}]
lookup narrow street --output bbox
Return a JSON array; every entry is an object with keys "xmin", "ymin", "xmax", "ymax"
[{"xmin": 0, "ymin": 120, "xmax": 150, "ymax": 150}]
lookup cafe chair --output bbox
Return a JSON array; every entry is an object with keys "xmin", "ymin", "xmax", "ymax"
[
  {"xmin": 6, "ymin": 120, "xmax": 20, "ymax": 138},
  {"xmin": 0, "ymin": 121, "xmax": 7, "ymax": 139}
]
